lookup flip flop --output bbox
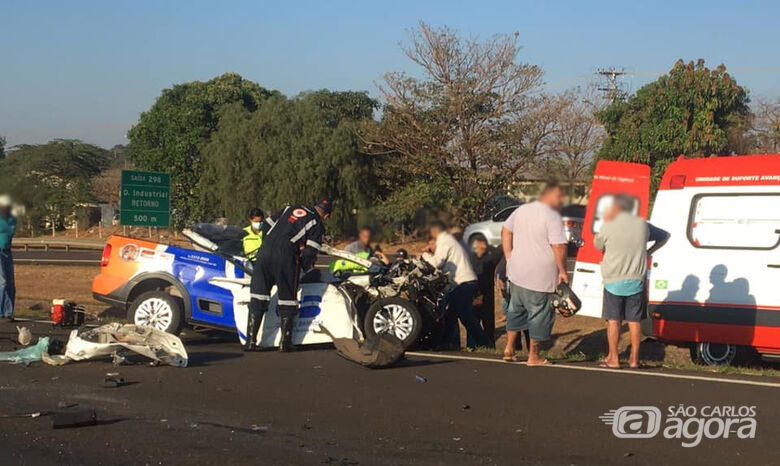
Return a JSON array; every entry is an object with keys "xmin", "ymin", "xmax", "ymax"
[
  {"xmin": 526, "ymin": 359, "xmax": 551, "ymax": 367},
  {"xmin": 598, "ymin": 359, "xmax": 621, "ymax": 369},
  {"xmin": 503, "ymin": 351, "xmax": 518, "ymax": 362}
]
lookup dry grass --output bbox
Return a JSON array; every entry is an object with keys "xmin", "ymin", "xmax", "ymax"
[{"xmin": 13, "ymin": 265, "xmax": 105, "ymax": 318}]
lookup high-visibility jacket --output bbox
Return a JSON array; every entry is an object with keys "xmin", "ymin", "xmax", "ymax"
[
  {"xmin": 243, "ymin": 225, "xmax": 263, "ymax": 260},
  {"xmin": 330, "ymin": 250, "xmax": 371, "ymax": 273},
  {"xmin": 330, "ymin": 241, "xmax": 374, "ymax": 273}
]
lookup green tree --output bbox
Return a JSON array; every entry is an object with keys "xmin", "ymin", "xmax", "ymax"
[
  {"xmin": 597, "ymin": 59, "xmax": 750, "ymax": 189},
  {"xmin": 0, "ymin": 140, "xmax": 109, "ymax": 233},
  {"xmin": 0, "ymin": 135, "xmax": 5, "ymax": 159},
  {"xmin": 127, "ymin": 72, "xmax": 276, "ymax": 228},
  {"xmin": 199, "ymin": 90, "xmax": 378, "ymax": 236}
]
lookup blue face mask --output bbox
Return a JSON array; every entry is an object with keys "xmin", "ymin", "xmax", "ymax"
[{"xmin": 251, "ymin": 221, "xmax": 262, "ymax": 231}]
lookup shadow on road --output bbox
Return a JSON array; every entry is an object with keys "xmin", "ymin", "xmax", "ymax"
[
  {"xmin": 183, "ymin": 351, "xmax": 245, "ymax": 367},
  {"xmin": 392, "ymin": 358, "xmax": 454, "ymax": 369}
]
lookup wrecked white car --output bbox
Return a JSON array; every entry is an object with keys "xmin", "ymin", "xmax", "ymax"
[{"xmin": 184, "ymin": 228, "xmax": 451, "ymax": 350}]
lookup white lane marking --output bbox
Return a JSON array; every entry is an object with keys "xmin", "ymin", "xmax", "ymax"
[{"xmin": 406, "ymin": 351, "xmax": 780, "ymax": 389}]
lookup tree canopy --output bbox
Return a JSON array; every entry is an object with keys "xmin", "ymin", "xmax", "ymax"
[
  {"xmin": 199, "ymin": 90, "xmax": 378, "ymax": 235},
  {"xmin": 597, "ymin": 59, "xmax": 750, "ymax": 188},
  {"xmin": 361, "ymin": 22, "xmax": 544, "ymax": 225},
  {"xmin": 0, "ymin": 140, "xmax": 109, "ymax": 232},
  {"xmin": 750, "ymin": 98, "xmax": 780, "ymax": 154},
  {"xmin": 127, "ymin": 72, "xmax": 277, "ymax": 228}
]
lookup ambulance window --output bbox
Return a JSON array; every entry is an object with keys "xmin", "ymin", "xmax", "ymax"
[
  {"xmin": 688, "ymin": 194, "xmax": 780, "ymax": 250},
  {"xmin": 591, "ymin": 194, "xmax": 639, "ymax": 233}
]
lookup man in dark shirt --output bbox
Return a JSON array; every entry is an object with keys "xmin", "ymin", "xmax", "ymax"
[
  {"xmin": 246, "ymin": 199, "xmax": 331, "ymax": 352},
  {"xmin": 470, "ymin": 237, "xmax": 501, "ymax": 344}
]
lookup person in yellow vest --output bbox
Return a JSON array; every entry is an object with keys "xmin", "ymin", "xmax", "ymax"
[
  {"xmin": 331, "ymin": 225, "xmax": 389, "ymax": 273},
  {"xmin": 242, "ymin": 208, "xmax": 265, "ymax": 261}
]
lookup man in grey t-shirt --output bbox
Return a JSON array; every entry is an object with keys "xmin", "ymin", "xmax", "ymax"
[
  {"xmin": 501, "ymin": 182, "xmax": 568, "ymax": 365},
  {"xmin": 595, "ymin": 194, "xmax": 669, "ymax": 369}
]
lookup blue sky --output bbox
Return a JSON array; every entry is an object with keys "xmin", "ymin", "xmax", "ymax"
[{"xmin": 2, "ymin": 0, "xmax": 779, "ymax": 148}]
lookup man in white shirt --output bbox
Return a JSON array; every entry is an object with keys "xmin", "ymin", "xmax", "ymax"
[
  {"xmin": 501, "ymin": 182, "xmax": 568, "ymax": 365},
  {"xmin": 423, "ymin": 221, "xmax": 492, "ymax": 349}
]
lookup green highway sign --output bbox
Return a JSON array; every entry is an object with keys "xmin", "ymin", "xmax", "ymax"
[{"xmin": 120, "ymin": 170, "xmax": 171, "ymax": 227}]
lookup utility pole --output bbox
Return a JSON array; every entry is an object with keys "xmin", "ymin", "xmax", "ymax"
[{"xmin": 596, "ymin": 67, "xmax": 628, "ymax": 103}]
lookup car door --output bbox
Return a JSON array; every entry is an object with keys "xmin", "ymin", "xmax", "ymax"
[{"xmin": 571, "ymin": 161, "xmax": 651, "ymax": 318}]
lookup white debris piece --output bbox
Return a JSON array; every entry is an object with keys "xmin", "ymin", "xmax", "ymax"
[
  {"xmin": 16, "ymin": 326, "xmax": 32, "ymax": 346},
  {"xmin": 63, "ymin": 323, "xmax": 188, "ymax": 367}
]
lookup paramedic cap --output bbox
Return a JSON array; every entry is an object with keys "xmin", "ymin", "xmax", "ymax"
[
  {"xmin": 0, "ymin": 195, "xmax": 11, "ymax": 208},
  {"xmin": 316, "ymin": 199, "xmax": 333, "ymax": 214}
]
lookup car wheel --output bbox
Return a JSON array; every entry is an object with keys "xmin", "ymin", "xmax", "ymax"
[
  {"xmin": 128, "ymin": 290, "xmax": 184, "ymax": 335},
  {"xmin": 468, "ymin": 233, "xmax": 487, "ymax": 250},
  {"xmin": 364, "ymin": 297, "xmax": 422, "ymax": 349},
  {"xmin": 689, "ymin": 342, "xmax": 756, "ymax": 367}
]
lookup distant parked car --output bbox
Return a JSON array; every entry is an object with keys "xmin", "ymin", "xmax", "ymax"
[
  {"xmin": 463, "ymin": 203, "xmax": 585, "ymax": 251},
  {"xmin": 560, "ymin": 204, "xmax": 585, "ymax": 245},
  {"xmin": 463, "ymin": 205, "xmax": 520, "ymax": 249}
]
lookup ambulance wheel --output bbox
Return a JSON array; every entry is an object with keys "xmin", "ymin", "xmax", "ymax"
[
  {"xmin": 128, "ymin": 290, "xmax": 184, "ymax": 335},
  {"xmin": 689, "ymin": 342, "xmax": 756, "ymax": 367},
  {"xmin": 365, "ymin": 297, "xmax": 422, "ymax": 349}
]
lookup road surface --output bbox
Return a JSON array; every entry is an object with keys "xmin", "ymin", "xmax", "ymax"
[
  {"xmin": 0, "ymin": 321, "xmax": 776, "ymax": 465},
  {"xmin": 13, "ymin": 250, "xmax": 102, "ymax": 265}
]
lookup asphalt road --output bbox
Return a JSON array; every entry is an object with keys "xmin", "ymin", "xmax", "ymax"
[
  {"xmin": 13, "ymin": 250, "xmax": 102, "ymax": 265},
  {"xmin": 0, "ymin": 321, "xmax": 776, "ymax": 465}
]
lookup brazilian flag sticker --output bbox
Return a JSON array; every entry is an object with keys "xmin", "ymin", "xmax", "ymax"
[{"xmin": 654, "ymin": 280, "xmax": 668, "ymax": 290}]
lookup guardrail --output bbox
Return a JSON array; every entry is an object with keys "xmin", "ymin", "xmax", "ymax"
[{"xmin": 12, "ymin": 238, "xmax": 105, "ymax": 252}]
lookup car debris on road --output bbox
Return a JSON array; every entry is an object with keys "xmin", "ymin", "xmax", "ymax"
[
  {"xmin": 0, "ymin": 323, "xmax": 188, "ymax": 367},
  {"xmin": 0, "ymin": 336, "xmax": 50, "ymax": 364},
  {"xmin": 315, "ymin": 324, "xmax": 405, "ymax": 368},
  {"xmin": 52, "ymin": 323, "xmax": 188, "ymax": 367},
  {"xmin": 16, "ymin": 326, "xmax": 31, "ymax": 345}
]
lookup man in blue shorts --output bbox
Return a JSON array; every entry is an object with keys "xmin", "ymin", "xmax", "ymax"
[
  {"xmin": 595, "ymin": 194, "xmax": 669, "ymax": 368},
  {"xmin": 500, "ymin": 182, "xmax": 568, "ymax": 365}
]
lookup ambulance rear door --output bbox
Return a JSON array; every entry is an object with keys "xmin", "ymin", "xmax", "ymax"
[{"xmin": 571, "ymin": 161, "xmax": 651, "ymax": 318}]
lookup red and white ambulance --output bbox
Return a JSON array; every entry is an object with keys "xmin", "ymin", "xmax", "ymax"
[{"xmin": 572, "ymin": 154, "xmax": 780, "ymax": 365}]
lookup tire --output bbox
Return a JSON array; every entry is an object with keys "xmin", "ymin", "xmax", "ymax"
[
  {"xmin": 468, "ymin": 233, "xmax": 487, "ymax": 250},
  {"xmin": 689, "ymin": 342, "xmax": 756, "ymax": 367},
  {"xmin": 128, "ymin": 290, "xmax": 184, "ymax": 335},
  {"xmin": 364, "ymin": 297, "xmax": 423, "ymax": 349}
]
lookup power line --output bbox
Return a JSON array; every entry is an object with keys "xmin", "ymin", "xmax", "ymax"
[{"xmin": 596, "ymin": 67, "xmax": 628, "ymax": 102}]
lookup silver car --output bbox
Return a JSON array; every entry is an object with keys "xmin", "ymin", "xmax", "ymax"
[{"xmin": 463, "ymin": 204, "xmax": 585, "ymax": 249}]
